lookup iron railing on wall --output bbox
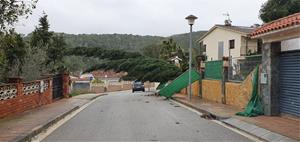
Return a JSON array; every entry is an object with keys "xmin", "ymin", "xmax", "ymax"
[{"xmin": 228, "ymin": 55, "xmax": 262, "ymax": 82}]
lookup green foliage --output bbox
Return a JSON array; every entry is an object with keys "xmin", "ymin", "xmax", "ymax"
[
  {"xmin": 0, "ymin": 0, "xmax": 38, "ymax": 32},
  {"xmin": 85, "ymin": 57, "xmax": 182, "ymax": 83},
  {"xmin": 259, "ymin": 0, "xmax": 300, "ymax": 23},
  {"xmin": 159, "ymin": 38, "xmax": 188, "ymax": 71},
  {"xmin": 0, "ymin": 31, "xmax": 27, "ymax": 77},
  {"xmin": 63, "ymin": 55, "xmax": 103, "ymax": 73},
  {"xmin": 52, "ymin": 31, "xmax": 207, "ymax": 53},
  {"xmin": 30, "ymin": 14, "xmax": 53, "ymax": 48},
  {"xmin": 67, "ymin": 46, "xmax": 182, "ymax": 82},
  {"xmin": 63, "ymin": 33, "xmax": 164, "ymax": 51},
  {"xmin": 141, "ymin": 44, "xmax": 161, "ymax": 58},
  {"xmin": 46, "ymin": 34, "xmax": 67, "ymax": 72},
  {"xmin": 65, "ymin": 46, "xmax": 142, "ymax": 60},
  {"xmin": 170, "ymin": 31, "xmax": 207, "ymax": 53},
  {"xmin": 29, "ymin": 14, "xmax": 67, "ymax": 73}
]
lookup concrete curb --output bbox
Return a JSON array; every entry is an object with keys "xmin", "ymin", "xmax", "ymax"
[
  {"xmin": 15, "ymin": 106, "xmax": 80, "ymax": 142},
  {"xmin": 15, "ymin": 94, "xmax": 107, "ymax": 142},
  {"xmin": 171, "ymin": 97, "xmax": 298, "ymax": 142},
  {"xmin": 221, "ymin": 118, "xmax": 298, "ymax": 142}
]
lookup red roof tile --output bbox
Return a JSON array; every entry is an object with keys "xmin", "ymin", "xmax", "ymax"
[{"xmin": 251, "ymin": 12, "xmax": 300, "ymax": 37}]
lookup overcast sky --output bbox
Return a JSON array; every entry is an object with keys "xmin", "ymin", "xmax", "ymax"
[{"xmin": 15, "ymin": 0, "xmax": 267, "ymax": 36}]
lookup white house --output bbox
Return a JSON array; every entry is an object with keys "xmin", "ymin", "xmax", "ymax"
[{"xmin": 198, "ymin": 24, "xmax": 260, "ymax": 61}]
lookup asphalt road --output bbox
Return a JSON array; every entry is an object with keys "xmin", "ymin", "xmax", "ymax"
[{"xmin": 43, "ymin": 91, "xmax": 252, "ymax": 142}]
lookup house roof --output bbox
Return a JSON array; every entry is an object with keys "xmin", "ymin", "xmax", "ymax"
[
  {"xmin": 198, "ymin": 24, "xmax": 255, "ymax": 41},
  {"xmin": 251, "ymin": 12, "xmax": 300, "ymax": 37}
]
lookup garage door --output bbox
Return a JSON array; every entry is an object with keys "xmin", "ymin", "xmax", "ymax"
[{"xmin": 279, "ymin": 51, "xmax": 300, "ymax": 116}]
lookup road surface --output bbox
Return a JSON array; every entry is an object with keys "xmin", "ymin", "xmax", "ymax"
[{"xmin": 43, "ymin": 91, "xmax": 252, "ymax": 141}]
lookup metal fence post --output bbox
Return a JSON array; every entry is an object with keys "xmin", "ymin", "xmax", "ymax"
[{"xmin": 222, "ymin": 57, "xmax": 229, "ymax": 104}]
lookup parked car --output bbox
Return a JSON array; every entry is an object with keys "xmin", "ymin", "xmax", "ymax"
[{"xmin": 132, "ymin": 81, "xmax": 145, "ymax": 92}]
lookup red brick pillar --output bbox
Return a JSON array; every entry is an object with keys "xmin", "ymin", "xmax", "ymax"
[
  {"xmin": 8, "ymin": 77, "xmax": 24, "ymax": 97},
  {"xmin": 63, "ymin": 73, "xmax": 70, "ymax": 98}
]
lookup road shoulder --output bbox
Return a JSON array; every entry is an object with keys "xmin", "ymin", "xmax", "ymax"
[{"xmin": 0, "ymin": 93, "xmax": 105, "ymax": 142}]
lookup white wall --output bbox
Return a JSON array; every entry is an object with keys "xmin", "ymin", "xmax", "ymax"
[
  {"xmin": 202, "ymin": 28, "xmax": 242, "ymax": 61},
  {"xmin": 281, "ymin": 38, "xmax": 300, "ymax": 52}
]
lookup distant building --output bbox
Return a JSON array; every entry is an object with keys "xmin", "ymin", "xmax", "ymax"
[{"xmin": 198, "ymin": 24, "xmax": 261, "ymax": 61}]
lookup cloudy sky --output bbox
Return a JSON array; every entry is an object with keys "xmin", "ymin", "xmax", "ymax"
[{"xmin": 15, "ymin": 0, "xmax": 267, "ymax": 36}]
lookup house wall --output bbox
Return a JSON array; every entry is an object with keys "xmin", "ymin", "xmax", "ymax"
[
  {"xmin": 202, "ymin": 28, "xmax": 242, "ymax": 61},
  {"xmin": 202, "ymin": 79, "xmax": 222, "ymax": 103},
  {"xmin": 281, "ymin": 37, "xmax": 300, "ymax": 52},
  {"xmin": 241, "ymin": 37, "xmax": 259, "ymax": 55}
]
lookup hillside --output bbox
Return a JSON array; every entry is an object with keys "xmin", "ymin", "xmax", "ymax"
[
  {"xmin": 61, "ymin": 31, "xmax": 207, "ymax": 51},
  {"xmin": 63, "ymin": 33, "xmax": 164, "ymax": 51},
  {"xmin": 171, "ymin": 31, "xmax": 207, "ymax": 51}
]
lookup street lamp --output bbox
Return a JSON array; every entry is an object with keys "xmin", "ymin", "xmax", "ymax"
[{"xmin": 185, "ymin": 15, "xmax": 197, "ymax": 101}]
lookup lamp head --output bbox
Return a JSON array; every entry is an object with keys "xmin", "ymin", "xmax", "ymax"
[{"xmin": 185, "ymin": 15, "xmax": 197, "ymax": 25}]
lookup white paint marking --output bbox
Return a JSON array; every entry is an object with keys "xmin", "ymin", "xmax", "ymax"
[{"xmin": 31, "ymin": 96, "xmax": 104, "ymax": 142}]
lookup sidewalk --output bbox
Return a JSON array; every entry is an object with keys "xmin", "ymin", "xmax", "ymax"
[
  {"xmin": 173, "ymin": 94, "xmax": 300, "ymax": 142},
  {"xmin": 0, "ymin": 93, "xmax": 104, "ymax": 142}
]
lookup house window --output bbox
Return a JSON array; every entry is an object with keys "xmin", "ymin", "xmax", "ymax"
[
  {"xmin": 203, "ymin": 44, "xmax": 206, "ymax": 52},
  {"xmin": 229, "ymin": 40, "xmax": 235, "ymax": 49},
  {"xmin": 200, "ymin": 42, "xmax": 206, "ymax": 51}
]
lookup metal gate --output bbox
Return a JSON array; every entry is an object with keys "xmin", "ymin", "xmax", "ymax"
[
  {"xmin": 52, "ymin": 74, "xmax": 64, "ymax": 100},
  {"xmin": 279, "ymin": 51, "xmax": 300, "ymax": 116}
]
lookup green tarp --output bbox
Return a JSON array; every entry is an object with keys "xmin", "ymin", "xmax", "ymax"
[
  {"xmin": 159, "ymin": 69, "xmax": 201, "ymax": 98},
  {"xmin": 204, "ymin": 60, "xmax": 223, "ymax": 80},
  {"xmin": 236, "ymin": 66, "xmax": 264, "ymax": 117}
]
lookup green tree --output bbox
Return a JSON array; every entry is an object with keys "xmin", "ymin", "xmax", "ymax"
[
  {"xmin": 159, "ymin": 38, "xmax": 188, "ymax": 71},
  {"xmin": 0, "ymin": 30, "xmax": 27, "ymax": 77},
  {"xmin": 259, "ymin": 0, "xmax": 300, "ymax": 23},
  {"xmin": 46, "ymin": 34, "xmax": 67, "ymax": 72},
  {"xmin": 0, "ymin": 0, "xmax": 38, "ymax": 32},
  {"xmin": 30, "ymin": 14, "xmax": 53, "ymax": 48},
  {"xmin": 141, "ymin": 44, "xmax": 161, "ymax": 58},
  {"xmin": 85, "ymin": 57, "xmax": 182, "ymax": 83},
  {"xmin": 66, "ymin": 47, "xmax": 182, "ymax": 82}
]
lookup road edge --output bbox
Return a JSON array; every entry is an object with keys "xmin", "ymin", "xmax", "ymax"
[
  {"xmin": 17, "ymin": 93, "xmax": 107, "ymax": 142},
  {"xmin": 170, "ymin": 98, "xmax": 264, "ymax": 142}
]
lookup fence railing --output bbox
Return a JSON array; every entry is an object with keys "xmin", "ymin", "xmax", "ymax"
[
  {"xmin": 228, "ymin": 55, "xmax": 262, "ymax": 82},
  {"xmin": 0, "ymin": 84, "xmax": 17, "ymax": 101}
]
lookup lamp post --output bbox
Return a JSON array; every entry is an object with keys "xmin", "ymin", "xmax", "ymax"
[{"xmin": 185, "ymin": 15, "xmax": 197, "ymax": 101}]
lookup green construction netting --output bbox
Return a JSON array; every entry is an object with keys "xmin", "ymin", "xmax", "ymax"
[
  {"xmin": 236, "ymin": 66, "xmax": 264, "ymax": 117},
  {"xmin": 205, "ymin": 60, "xmax": 223, "ymax": 80},
  {"xmin": 159, "ymin": 69, "xmax": 201, "ymax": 98},
  {"xmin": 156, "ymin": 82, "xmax": 167, "ymax": 90}
]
